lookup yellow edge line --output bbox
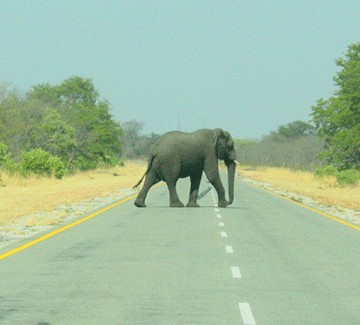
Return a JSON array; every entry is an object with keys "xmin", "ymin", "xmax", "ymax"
[
  {"xmin": 0, "ymin": 182, "xmax": 165, "ymax": 261},
  {"xmin": 0, "ymin": 194, "xmax": 137, "ymax": 261},
  {"xmin": 247, "ymin": 181, "xmax": 360, "ymax": 231}
]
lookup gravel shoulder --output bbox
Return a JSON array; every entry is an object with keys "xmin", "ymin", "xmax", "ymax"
[
  {"xmin": 238, "ymin": 173, "xmax": 360, "ymax": 227},
  {"xmin": 0, "ymin": 188, "xmax": 137, "ymax": 250}
]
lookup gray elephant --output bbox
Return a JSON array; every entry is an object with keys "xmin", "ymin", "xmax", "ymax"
[{"xmin": 133, "ymin": 128, "xmax": 236, "ymax": 208}]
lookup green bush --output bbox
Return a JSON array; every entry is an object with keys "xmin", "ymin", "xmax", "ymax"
[
  {"xmin": 72, "ymin": 155, "xmax": 98, "ymax": 171},
  {"xmin": 48, "ymin": 156, "xmax": 67, "ymax": 179},
  {"xmin": 1, "ymin": 142, "xmax": 27, "ymax": 176},
  {"xmin": 335, "ymin": 169, "xmax": 360, "ymax": 186},
  {"xmin": 21, "ymin": 149, "xmax": 66, "ymax": 179},
  {"xmin": 21, "ymin": 149, "xmax": 52, "ymax": 175},
  {"xmin": 2, "ymin": 158, "xmax": 25, "ymax": 176},
  {"xmin": 72, "ymin": 154, "xmax": 122, "ymax": 171},
  {"xmin": 0, "ymin": 141, "xmax": 11, "ymax": 165},
  {"xmin": 315, "ymin": 165, "xmax": 360, "ymax": 186},
  {"xmin": 315, "ymin": 165, "xmax": 338, "ymax": 178},
  {"xmin": 96, "ymin": 155, "xmax": 122, "ymax": 168}
]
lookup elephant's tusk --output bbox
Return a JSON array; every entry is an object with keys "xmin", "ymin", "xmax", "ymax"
[{"xmin": 234, "ymin": 160, "xmax": 240, "ymax": 165}]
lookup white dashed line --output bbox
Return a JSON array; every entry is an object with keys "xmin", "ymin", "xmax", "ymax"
[
  {"xmin": 239, "ymin": 303, "xmax": 256, "ymax": 324},
  {"xmin": 216, "ymin": 214, "xmax": 222, "ymax": 218},
  {"xmin": 231, "ymin": 266, "xmax": 241, "ymax": 278},
  {"xmin": 220, "ymin": 232, "xmax": 227, "ymax": 237},
  {"xmin": 225, "ymin": 246, "xmax": 234, "ymax": 253},
  {"xmin": 215, "ymin": 208, "xmax": 219, "ymax": 212},
  {"xmin": 219, "ymin": 222, "xmax": 224, "ymax": 227}
]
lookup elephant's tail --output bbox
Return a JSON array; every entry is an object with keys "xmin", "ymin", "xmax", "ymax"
[
  {"xmin": 132, "ymin": 172, "xmax": 146, "ymax": 189},
  {"xmin": 132, "ymin": 155, "xmax": 155, "ymax": 189}
]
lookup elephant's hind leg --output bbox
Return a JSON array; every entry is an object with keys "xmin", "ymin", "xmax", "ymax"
[
  {"xmin": 186, "ymin": 173, "xmax": 202, "ymax": 207},
  {"xmin": 134, "ymin": 169, "xmax": 160, "ymax": 207},
  {"xmin": 166, "ymin": 180, "xmax": 184, "ymax": 207}
]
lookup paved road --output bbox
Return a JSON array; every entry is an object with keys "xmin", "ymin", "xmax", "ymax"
[{"xmin": 0, "ymin": 175, "xmax": 360, "ymax": 324}]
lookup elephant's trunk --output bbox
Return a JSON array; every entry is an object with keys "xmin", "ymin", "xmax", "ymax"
[{"xmin": 227, "ymin": 161, "xmax": 236, "ymax": 205}]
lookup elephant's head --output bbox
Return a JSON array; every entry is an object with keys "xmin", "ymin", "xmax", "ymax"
[{"xmin": 213, "ymin": 128, "xmax": 236, "ymax": 205}]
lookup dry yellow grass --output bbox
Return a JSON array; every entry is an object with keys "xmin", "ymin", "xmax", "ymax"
[
  {"xmin": 238, "ymin": 166, "xmax": 360, "ymax": 211},
  {"xmin": 0, "ymin": 161, "xmax": 146, "ymax": 225}
]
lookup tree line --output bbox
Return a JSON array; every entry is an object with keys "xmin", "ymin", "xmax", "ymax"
[
  {"xmin": 0, "ymin": 76, "xmax": 159, "ymax": 179},
  {"xmin": 1, "ymin": 42, "xmax": 359, "ymax": 182},
  {"xmin": 236, "ymin": 41, "xmax": 360, "ymax": 184},
  {"xmin": 235, "ymin": 121, "xmax": 324, "ymax": 171},
  {"xmin": 312, "ymin": 42, "xmax": 360, "ymax": 171}
]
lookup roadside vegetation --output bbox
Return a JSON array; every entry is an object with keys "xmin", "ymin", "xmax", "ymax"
[
  {"xmin": 0, "ymin": 76, "xmax": 160, "ymax": 180},
  {"xmin": 236, "ymin": 42, "xmax": 360, "ymax": 211},
  {"xmin": 0, "ymin": 76, "xmax": 123, "ymax": 175},
  {"xmin": 0, "ymin": 76, "xmax": 157, "ymax": 225},
  {"xmin": 235, "ymin": 120, "xmax": 323, "ymax": 171}
]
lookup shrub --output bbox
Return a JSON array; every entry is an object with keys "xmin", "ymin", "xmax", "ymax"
[
  {"xmin": 315, "ymin": 165, "xmax": 360, "ymax": 186},
  {"xmin": 315, "ymin": 165, "xmax": 338, "ymax": 178},
  {"xmin": 72, "ymin": 155, "xmax": 98, "ymax": 171},
  {"xmin": 96, "ymin": 155, "xmax": 122, "ymax": 168},
  {"xmin": 335, "ymin": 169, "xmax": 360, "ymax": 186},
  {"xmin": 2, "ymin": 158, "xmax": 25, "ymax": 176},
  {"xmin": 48, "ymin": 156, "xmax": 67, "ymax": 179},
  {"xmin": 0, "ymin": 141, "xmax": 11, "ymax": 165},
  {"xmin": 21, "ymin": 149, "xmax": 66, "ymax": 179},
  {"xmin": 21, "ymin": 149, "xmax": 52, "ymax": 176}
]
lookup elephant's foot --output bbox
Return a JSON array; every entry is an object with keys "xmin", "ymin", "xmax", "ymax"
[
  {"xmin": 170, "ymin": 200, "xmax": 185, "ymax": 207},
  {"xmin": 218, "ymin": 199, "xmax": 229, "ymax": 208},
  {"xmin": 186, "ymin": 201, "xmax": 200, "ymax": 208},
  {"xmin": 134, "ymin": 199, "xmax": 146, "ymax": 208}
]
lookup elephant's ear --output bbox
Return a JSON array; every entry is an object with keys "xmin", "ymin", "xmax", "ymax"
[{"xmin": 213, "ymin": 128, "xmax": 225, "ymax": 159}]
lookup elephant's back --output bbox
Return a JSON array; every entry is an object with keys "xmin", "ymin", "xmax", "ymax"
[{"xmin": 153, "ymin": 131, "xmax": 186, "ymax": 149}]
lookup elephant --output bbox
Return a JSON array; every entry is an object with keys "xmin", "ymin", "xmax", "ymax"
[{"xmin": 133, "ymin": 128, "xmax": 236, "ymax": 208}]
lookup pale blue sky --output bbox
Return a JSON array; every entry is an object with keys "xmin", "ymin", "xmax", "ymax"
[{"xmin": 1, "ymin": 1, "xmax": 360, "ymax": 139}]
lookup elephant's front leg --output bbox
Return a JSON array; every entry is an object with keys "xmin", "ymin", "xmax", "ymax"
[
  {"xmin": 204, "ymin": 165, "xmax": 228, "ymax": 207},
  {"xmin": 166, "ymin": 181, "xmax": 184, "ymax": 207},
  {"xmin": 211, "ymin": 181, "xmax": 228, "ymax": 207},
  {"xmin": 187, "ymin": 173, "xmax": 202, "ymax": 207}
]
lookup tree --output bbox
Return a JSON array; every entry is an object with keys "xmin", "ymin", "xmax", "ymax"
[
  {"xmin": 120, "ymin": 121, "xmax": 162, "ymax": 159},
  {"xmin": 0, "ymin": 89, "xmax": 49, "ymax": 161},
  {"xmin": 264, "ymin": 121, "xmax": 316, "ymax": 142},
  {"xmin": 26, "ymin": 76, "xmax": 123, "ymax": 169},
  {"xmin": 121, "ymin": 120, "xmax": 144, "ymax": 158},
  {"xmin": 312, "ymin": 43, "xmax": 360, "ymax": 170},
  {"xmin": 41, "ymin": 109, "xmax": 76, "ymax": 165},
  {"xmin": 55, "ymin": 76, "xmax": 99, "ymax": 105},
  {"xmin": 0, "ymin": 76, "xmax": 123, "ymax": 171},
  {"xmin": 28, "ymin": 76, "xmax": 99, "ymax": 106}
]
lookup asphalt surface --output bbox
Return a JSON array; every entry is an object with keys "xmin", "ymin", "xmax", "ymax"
[{"xmin": 0, "ymin": 174, "xmax": 359, "ymax": 324}]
